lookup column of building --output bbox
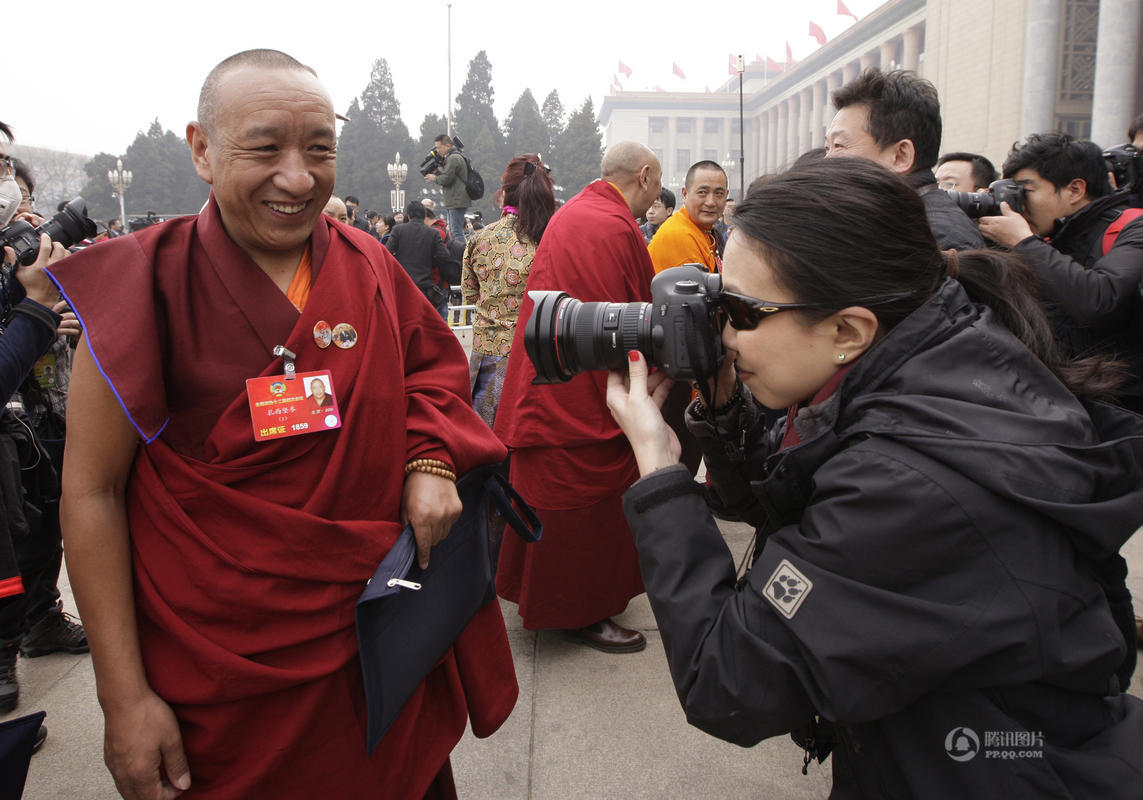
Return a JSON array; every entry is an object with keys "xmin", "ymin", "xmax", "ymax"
[
  {"xmin": 1019, "ymin": 0, "xmax": 1062, "ymax": 137},
  {"xmin": 901, "ymin": 26, "xmax": 923, "ymax": 73},
  {"xmin": 1090, "ymin": 0, "xmax": 1143, "ymax": 147}
]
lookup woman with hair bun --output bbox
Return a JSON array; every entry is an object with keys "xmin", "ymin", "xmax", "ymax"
[
  {"xmin": 607, "ymin": 157, "xmax": 1143, "ymax": 797},
  {"xmin": 463, "ymin": 154, "xmax": 555, "ymax": 427}
]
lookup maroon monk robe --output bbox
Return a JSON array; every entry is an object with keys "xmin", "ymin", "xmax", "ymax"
[
  {"xmin": 493, "ymin": 181, "xmax": 652, "ymax": 629},
  {"xmin": 48, "ymin": 197, "xmax": 516, "ymax": 799}
]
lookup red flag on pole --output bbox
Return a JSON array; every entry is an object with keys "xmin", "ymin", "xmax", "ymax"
[
  {"xmin": 809, "ymin": 21, "xmax": 827, "ymax": 46},
  {"xmin": 838, "ymin": 0, "xmax": 858, "ymax": 20},
  {"xmin": 766, "ymin": 56, "xmax": 786, "ymax": 74},
  {"xmin": 672, "ymin": 62, "xmax": 686, "ymax": 79},
  {"xmin": 753, "ymin": 54, "xmax": 764, "ymax": 64},
  {"xmin": 618, "ymin": 60, "xmax": 632, "ymax": 77},
  {"xmin": 728, "ymin": 53, "xmax": 738, "ymax": 75},
  {"xmin": 654, "ymin": 85, "xmax": 664, "ymax": 92},
  {"xmin": 785, "ymin": 41, "xmax": 794, "ymax": 67}
]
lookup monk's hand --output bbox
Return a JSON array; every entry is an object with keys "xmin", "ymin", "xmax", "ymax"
[
  {"xmin": 52, "ymin": 300, "xmax": 81, "ymax": 339},
  {"xmin": 401, "ymin": 470, "xmax": 462, "ymax": 569},
  {"xmin": 606, "ymin": 350, "xmax": 680, "ymax": 477},
  {"xmin": 103, "ymin": 688, "xmax": 191, "ymax": 800},
  {"xmin": 977, "ymin": 202, "xmax": 1034, "ymax": 248}
]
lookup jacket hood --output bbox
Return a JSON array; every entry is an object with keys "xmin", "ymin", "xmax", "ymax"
[{"xmin": 815, "ymin": 279, "xmax": 1143, "ymax": 563}]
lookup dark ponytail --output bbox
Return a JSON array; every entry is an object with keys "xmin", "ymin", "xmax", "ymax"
[
  {"xmin": 736, "ymin": 158, "xmax": 1123, "ymax": 402},
  {"xmin": 499, "ymin": 154, "xmax": 556, "ymax": 245}
]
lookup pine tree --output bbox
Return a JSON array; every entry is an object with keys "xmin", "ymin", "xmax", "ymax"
[
  {"xmin": 555, "ymin": 98, "xmax": 603, "ymax": 200},
  {"xmin": 504, "ymin": 89, "xmax": 548, "ymax": 162},
  {"xmin": 78, "ymin": 153, "xmax": 123, "ymax": 223},
  {"xmin": 335, "ymin": 62, "xmax": 417, "ymax": 214},
  {"xmin": 79, "ymin": 121, "xmax": 207, "ymax": 223},
  {"xmin": 541, "ymin": 90, "xmax": 565, "ymax": 160},
  {"xmin": 452, "ymin": 51, "xmax": 504, "ymax": 221}
]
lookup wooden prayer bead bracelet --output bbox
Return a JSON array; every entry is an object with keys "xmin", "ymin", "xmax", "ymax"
[{"xmin": 404, "ymin": 458, "xmax": 457, "ymax": 482}]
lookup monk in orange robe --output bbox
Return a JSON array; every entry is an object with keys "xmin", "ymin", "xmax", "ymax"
[{"xmin": 647, "ymin": 159, "xmax": 729, "ymax": 274}]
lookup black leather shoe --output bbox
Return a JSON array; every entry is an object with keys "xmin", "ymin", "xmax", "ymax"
[{"xmin": 564, "ymin": 618, "xmax": 646, "ymax": 654}]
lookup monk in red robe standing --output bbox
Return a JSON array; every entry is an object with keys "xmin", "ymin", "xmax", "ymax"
[
  {"xmin": 494, "ymin": 142, "xmax": 662, "ymax": 653},
  {"xmin": 50, "ymin": 50, "xmax": 516, "ymax": 800}
]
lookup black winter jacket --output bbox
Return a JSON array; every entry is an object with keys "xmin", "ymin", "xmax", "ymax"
[
  {"xmin": 623, "ymin": 279, "xmax": 1143, "ymax": 799},
  {"xmin": 908, "ymin": 170, "xmax": 987, "ymax": 252},
  {"xmin": 1013, "ymin": 192, "xmax": 1143, "ymax": 411},
  {"xmin": 384, "ymin": 221, "xmax": 454, "ymax": 305}
]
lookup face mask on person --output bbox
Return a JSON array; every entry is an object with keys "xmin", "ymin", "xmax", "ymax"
[{"xmin": 0, "ymin": 176, "xmax": 21, "ymax": 227}]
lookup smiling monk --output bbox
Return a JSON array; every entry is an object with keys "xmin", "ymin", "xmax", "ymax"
[{"xmin": 48, "ymin": 49, "xmax": 514, "ymax": 800}]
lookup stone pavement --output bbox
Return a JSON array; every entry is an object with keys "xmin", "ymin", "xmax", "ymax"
[{"xmin": 7, "ymin": 520, "xmax": 1143, "ymax": 799}]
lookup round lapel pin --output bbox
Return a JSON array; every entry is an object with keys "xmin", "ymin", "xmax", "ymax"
[{"xmin": 333, "ymin": 323, "xmax": 358, "ymax": 349}]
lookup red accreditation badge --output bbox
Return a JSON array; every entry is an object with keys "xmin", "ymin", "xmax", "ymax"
[{"xmin": 246, "ymin": 369, "xmax": 343, "ymax": 442}]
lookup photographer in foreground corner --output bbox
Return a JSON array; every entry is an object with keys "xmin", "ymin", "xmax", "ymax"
[
  {"xmin": 978, "ymin": 132, "xmax": 1143, "ymax": 413},
  {"xmin": 0, "ymin": 123, "xmax": 88, "ymax": 756},
  {"xmin": 606, "ymin": 158, "xmax": 1143, "ymax": 798}
]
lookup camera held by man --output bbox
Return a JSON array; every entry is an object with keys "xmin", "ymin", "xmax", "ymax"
[{"xmin": 419, "ymin": 135, "xmax": 466, "ymax": 177}]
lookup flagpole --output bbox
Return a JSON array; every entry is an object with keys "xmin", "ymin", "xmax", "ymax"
[{"xmin": 737, "ymin": 54, "xmax": 745, "ymax": 199}]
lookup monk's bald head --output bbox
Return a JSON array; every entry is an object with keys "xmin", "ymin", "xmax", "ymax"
[
  {"xmin": 197, "ymin": 49, "xmax": 319, "ymax": 136},
  {"xmin": 600, "ymin": 141, "xmax": 662, "ymax": 219},
  {"xmin": 601, "ymin": 141, "xmax": 658, "ymax": 182}
]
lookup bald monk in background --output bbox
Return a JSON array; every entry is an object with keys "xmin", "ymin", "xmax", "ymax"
[{"xmin": 494, "ymin": 142, "xmax": 662, "ymax": 654}]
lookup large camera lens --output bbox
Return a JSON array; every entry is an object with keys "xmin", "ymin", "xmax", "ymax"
[
  {"xmin": 523, "ymin": 291, "xmax": 651, "ymax": 384},
  {"xmin": 946, "ymin": 178, "xmax": 1024, "ymax": 219},
  {"xmin": 3, "ymin": 196, "xmax": 97, "ymax": 265}
]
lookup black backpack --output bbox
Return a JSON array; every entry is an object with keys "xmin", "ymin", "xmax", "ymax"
[{"xmin": 459, "ymin": 153, "xmax": 484, "ymax": 201}]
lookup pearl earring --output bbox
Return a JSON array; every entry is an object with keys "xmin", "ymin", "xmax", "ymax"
[{"xmin": 837, "ymin": 353, "xmax": 846, "ymax": 361}]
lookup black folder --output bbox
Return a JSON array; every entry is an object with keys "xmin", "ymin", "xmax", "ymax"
[{"xmin": 355, "ymin": 464, "xmax": 541, "ymax": 753}]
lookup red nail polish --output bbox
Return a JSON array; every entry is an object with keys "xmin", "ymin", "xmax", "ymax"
[{"xmin": 629, "ymin": 350, "xmax": 640, "ymax": 362}]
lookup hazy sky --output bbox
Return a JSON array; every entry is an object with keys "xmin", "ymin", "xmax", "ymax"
[{"xmin": 11, "ymin": 0, "xmax": 884, "ymax": 157}]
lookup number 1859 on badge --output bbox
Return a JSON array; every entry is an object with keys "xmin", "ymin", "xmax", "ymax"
[{"xmin": 246, "ymin": 369, "xmax": 342, "ymax": 442}]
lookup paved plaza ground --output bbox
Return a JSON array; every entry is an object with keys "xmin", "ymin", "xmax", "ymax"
[{"xmin": 7, "ymin": 519, "xmax": 1143, "ymax": 799}]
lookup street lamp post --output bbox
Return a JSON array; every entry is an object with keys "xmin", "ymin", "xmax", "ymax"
[
  {"xmin": 387, "ymin": 153, "xmax": 408, "ymax": 214},
  {"xmin": 107, "ymin": 158, "xmax": 132, "ymax": 229},
  {"xmin": 736, "ymin": 54, "xmax": 745, "ymax": 200}
]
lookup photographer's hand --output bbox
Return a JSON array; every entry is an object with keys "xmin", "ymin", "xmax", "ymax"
[
  {"xmin": 7, "ymin": 234, "xmax": 67, "ymax": 307},
  {"xmin": 607, "ymin": 351, "xmax": 681, "ymax": 477},
  {"xmin": 425, "ymin": 174, "xmax": 437, "ymax": 183},
  {"xmin": 978, "ymin": 202, "xmax": 1034, "ymax": 248}
]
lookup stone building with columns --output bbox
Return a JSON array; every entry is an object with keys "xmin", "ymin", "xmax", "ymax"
[{"xmin": 599, "ymin": 0, "xmax": 1143, "ymax": 196}]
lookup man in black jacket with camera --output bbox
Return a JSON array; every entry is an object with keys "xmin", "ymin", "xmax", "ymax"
[{"xmin": 979, "ymin": 132, "xmax": 1143, "ymax": 414}]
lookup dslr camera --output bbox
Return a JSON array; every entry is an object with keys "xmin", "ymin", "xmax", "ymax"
[
  {"xmin": 419, "ymin": 135, "xmax": 466, "ymax": 177},
  {"xmin": 524, "ymin": 264, "xmax": 724, "ymax": 385},
  {"xmin": 1103, "ymin": 144, "xmax": 1142, "ymax": 193},
  {"xmin": 0, "ymin": 196, "xmax": 96, "ymax": 267},
  {"xmin": 945, "ymin": 178, "xmax": 1025, "ymax": 218}
]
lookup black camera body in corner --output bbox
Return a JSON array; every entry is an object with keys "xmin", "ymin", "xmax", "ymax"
[
  {"xmin": 0, "ymin": 196, "xmax": 96, "ymax": 267},
  {"xmin": 1103, "ymin": 144, "xmax": 1142, "ymax": 193},
  {"xmin": 524, "ymin": 264, "xmax": 724, "ymax": 385},
  {"xmin": 945, "ymin": 178, "xmax": 1025, "ymax": 219}
]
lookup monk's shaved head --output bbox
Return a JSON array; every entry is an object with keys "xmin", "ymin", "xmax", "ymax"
[
  {"xmin": 601, "ymin": 141, "xmax": 658, "ymax": 181},
  {"xmin": 598, "ymin": 141, "xmax": 662, "ymax": 219},
  {"xmin": 197, "ymin": 49, "xmax": 318, "ymax": 135}
]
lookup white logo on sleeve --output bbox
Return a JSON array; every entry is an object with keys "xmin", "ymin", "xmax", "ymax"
[{"xmin": 764, "ymin": 559, "xmax": 813, "ymax": 619}]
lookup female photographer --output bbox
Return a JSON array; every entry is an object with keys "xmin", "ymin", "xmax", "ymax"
[{"xmin": 606, "ymin": 158, "xmax": 1143, "ymax": 797}]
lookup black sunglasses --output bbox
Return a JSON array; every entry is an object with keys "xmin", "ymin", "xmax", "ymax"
[{"xmin": 717, "ymin": 289, "xmax": 916, "ymax": 331}]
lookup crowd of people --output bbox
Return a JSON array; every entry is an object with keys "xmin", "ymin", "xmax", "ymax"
[{"xmin": 0, "ymin": 46, "xmax": 1141, "ymax": 798}]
